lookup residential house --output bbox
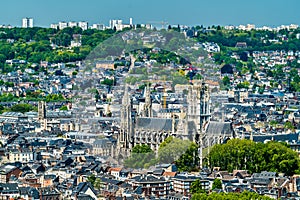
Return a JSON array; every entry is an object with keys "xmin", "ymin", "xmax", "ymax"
[
  {"xmin": 172, "ymin": 174, "xmax": 209, "ymax": 195},
  {"xmin": 96, "ymin": 61, "xmax": 115, "ymax": 70},
  {"xmin": 31, "ymin": 163, "xmax": 46, "ymax": 174},
  {"xmin": 38, "ymin": 187, "xmax": 61, "ymax": 200},
  {"xmin": 19, "ymin": 186, "xmax": 39, "ymax": 200},
  {"xmin": 250, "ymin": 171, "xmax": 277, "ymax": 190},
  {"xmin": 22, "ymin": 174, "xmax": 41, "ymax": 188},
  {"xmin": 92, "ymin": 139, "xmax": 112, "ymax": 157},
  {"xmin": 42, "ymin": 174, "xmax": 59, "ymax": 187},
  {"xmin": 130, "ymin": 175, "xmax": 171, "ymax": 198},
  {"xmin": 0, "ymin": 165, "xmax": 22, "ymax": 183},
  {"xmin": 72, "ymin": 182, "xmax": 97, "ymax": 200},
  {"xmin": 109, "ymin": 167, "xmax": 122, "ymax": 180},
  {"xmin": 0, "ymin": 183, "xmax": 19, "ymax": 199}
]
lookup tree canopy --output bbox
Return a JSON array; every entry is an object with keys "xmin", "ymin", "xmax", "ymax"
[
  {"xmin": 10, "ymin": 103, "xmax": 36, "ymax": 113},
  {"xmin": 191, "ymin": 191, "xmax": 273, "ymax": 200},
  {"xmin": 175, "ymin": 142, "xmax": 199, "ymax": 172},
  {"xmin": 190, "ymin": 179, "xmax": 207, "ymax": 194},
  {"xmin": 212, "ymin": 178, "xmax": 222, "ymax": 190},
  {"xmin": 208, "ymin": 139, "xmax": 300, "ymax": 175},
  {"xmin": 158, "ymin": 136, "xmax": 199, "ymax": 172},
  {"xmin": 0, "ymin": 27, "xmax": 115, "ymax": 73},
  {"xmin": 124, "ymin": 137, "xmax": 199, "ymax": 171},
  {"xmin": 158, "ymin": 136, "xmax": 191, "ymax": 164},
  {"xmin": 124, "ymin": 144, "xmax": 156, "ymax": 169}
]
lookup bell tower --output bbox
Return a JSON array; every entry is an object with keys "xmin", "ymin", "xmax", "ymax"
[
  {"xmin": 38, "ymin": 101, "xmax": 47, "ymax": 130},
  {"xmin": 186, "ymin": 82, "xmax": 211, "ymax": 168},
  {"xmin": 199, "ymin": 82, "xmax": 210, "ymax": 132}
]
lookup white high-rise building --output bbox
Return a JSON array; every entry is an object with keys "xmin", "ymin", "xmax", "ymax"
[
  {"xmin": 68, "ymin": 21, "xmax": 78, "ymax": 28},
  {"xmin": 59, "ymin": 21, "xmax": 68, "ymax": 30},
  {"xmin": 92, "ymin": 24, "xmax": 105, "ymax": 30},
  {"xmin": 78, "ymin": 21, "xmax": 88, "ymax": 30},
  {"xmin": 110, "ymin": 19, "xmax": 122, "ymax": 29},
  {"xmin": 50, "ymin": 23, "xmax": 59, "ymax": 29},
  {"xmin": 22, "ymin": 17, "xmax": 33, "ymax": 28}
]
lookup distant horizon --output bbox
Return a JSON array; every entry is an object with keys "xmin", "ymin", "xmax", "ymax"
[
  {"xmin": 2, "ymin": 18, "xmax": 300, "ymax": 29},
  {"xmin": 1, "ymin": 0, "xmax": 300, "ymax": 28}
]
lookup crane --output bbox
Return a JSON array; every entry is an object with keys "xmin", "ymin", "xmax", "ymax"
[
  {"xmin": 182, "ymin": 64, "xmax": 198, "ymax": 84},
  {"xmin": 148, "ymin": 21, "xmax": 169, "ymax": 29},
  {"xmin": 141, "ymin": 79, "xmax": 169, "ymax": 108}
]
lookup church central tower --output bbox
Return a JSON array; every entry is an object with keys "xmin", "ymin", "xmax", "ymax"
[{"xmin": 187, "ymin": 82, "xmax": 210, "ymax": 134}]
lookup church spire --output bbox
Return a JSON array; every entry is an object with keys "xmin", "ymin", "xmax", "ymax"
[
  {"xmin": 117, "ymin": 84, "xmax": 133, "ymax": 159},
  {"xmin": 122, "ymin": 84, "xmax": 130, "ymax": 106},
  {"xmin": 142, "ymin": 83, "xmax": 152, "ymax": 117}
]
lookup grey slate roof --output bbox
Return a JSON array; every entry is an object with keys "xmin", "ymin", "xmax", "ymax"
[
  {"xmin": 131, "ymin": 175, "xmax": 167, "ymax": 183},
  {"xmin": 76, "ymin": 193, "xmax": 95, "ymax": 200},
  {"xmin": 0, "ymin": 165, "xmax": 18, "ymax": 174},
  {"xmin": 46, "ymin": 110, "xmax": 72, "ymax": 118},
  {"xmin": 206, "ymin": 121, "xmax": 234, "ymax": 137},
  {"xmin": 93, "ymin": 138, "xmax": 111, "ymax": 147},
  {"xmin": 245, "ymin": 133, "xmax": 299, "ymax": 143},
  {"xmin": 74, "ymin": 182, "xmax": 97, "ymax": 198},
  {"xmin": 136, "ymin": 117, "xmax": 173, "ymax": 131},
  {"xmin": 253, "ymin": 171, "xmax": 277, "ymax": 179},
  {"xmin": 0, "ymin": 183, "xmax": 19, "ymax": 192},
  {"xmin": 187, "ymin": 121, "xmax": 197, "ymax": 137},
  {"xmin": 19, "ymin": 187, "xmax": 39, "ymax": 198}
]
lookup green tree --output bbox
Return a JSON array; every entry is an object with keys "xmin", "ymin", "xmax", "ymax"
[
  {"xmin": 191, "ymin": 193, "xmax": 207, "ymax": 200},
  {"xmin": 269, "ymin": 120, "xmax": 278, "ymax": 128},
  {"xmin": 175, "ymin": 142, "xmax": 199, "ymax": 172},
  {"xmin": 87, "ymin": 174, "xmax": 96, "ymax": 185},
  {"xmin": 45, "ymin": 94, "xmax": 65, "ymax": 102},
  {"xmin": 94, "ymin": 178, "xmax": 102, "ymax": 191},
  {"xmin": 273, "ymin": 65, "xmax": 284, "ymax": 80},
  {"xmin": 4, "ymin": 82, "xmax": 14, "ymax": 87},
  {"xmin": 208, "ymin": 139, "xmax": 300, "ymax": 175},
  {"xmin": 0, "ymin": 93, "xmax": 16, "ymax": 102},
  {"xmin": 236, "ymin": 81, "xmax": 250, "ymax": 89},
  {"xmin": 212, "ymin": 178, "xmax": 222, "ymax": 190},
  {"xmin": 124, "ymin": 144, "xmax": 156, "ymax": 169},
  {"xmin": 158, "ymin": 137, "xmax": 199, "ymax": 171},
  {"xmin": 59, "ymin": 105, "xmax": 68, "ymax": 111},
  {"xmin": 132, "ymin": 144, "xmax": 153, "ymax": 153},
  {"xmin": 0, "ymin": 105, "xmax": 6, "ymax": 114},
  {"xmin": 10, "ymin": 103, "xmax": 36, "ymax": 113},
  {"xmin": 258, "ymin": 84, "xmax": 266, "ymax": 94},
  {"xmin": 191, "ymin": 191, "xmax": 273, "ymax": 200},
  {"xmin": 101, "ymin": 78, "xmax": 114, "ymax": 86},
  {"xmin": 222, "ymin": 76, "xmax": 230, "ymax": 86},
  {"xmin": 158, "ymin": 137, "xmax": 191, "ymax": 164},
  {"xmin": 89, "ymin": 88, "xmax": 100, "ymax": 101},
  {"xmin": 284, "ymin": 121, "xmax": 295, "ymax": 132},
  {"xmin": 72, "ymin": 71, "xmax": 78, "ymax": 76},
  {"xmin": 194, "ymin": 73, "xmax": 203, "ymax": 80},
  {"xmin": 190, "ymin": 179, "xmax": 206, "ymax": 194}
]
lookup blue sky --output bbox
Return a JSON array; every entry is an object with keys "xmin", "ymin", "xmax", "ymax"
[{"xmin": 1, "ymin": 0, "xmax": 300, "ymax": 27}]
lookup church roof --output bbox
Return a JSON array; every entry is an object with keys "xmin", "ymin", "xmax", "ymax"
[
  {"xmin": 187, "ymin": 121, "xmax": 197, "ymax": 136},
  {"xmin": 136, "ymin": 117, "xmax": 173, "ymax": 131},
  {"xmin": 158, "ymin": 108, "xmax": 181, "ymax": 113},
  {"xmin": 245, "ymin": 133, "xmax": 299, "ymax": 144},
  {"xmin": 206, "ymin": 121, "xmax": 234, "ymax": 136},
  {"xmin": 46, "ymin": 110, "xmax": 72, "ymax": 118}
]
